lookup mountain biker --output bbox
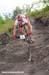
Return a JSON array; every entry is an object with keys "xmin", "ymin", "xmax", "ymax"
[{"xmin": 12, "ymin": 14, "xmax": 33, "ymax": 41}]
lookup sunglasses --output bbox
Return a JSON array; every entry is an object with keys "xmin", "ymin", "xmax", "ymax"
[{"xmin": 18, "ymin": 19, "xmax": 22, "ymax": 21}]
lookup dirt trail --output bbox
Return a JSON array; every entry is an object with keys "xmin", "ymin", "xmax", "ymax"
[{"xmin": 0, "ymin": 25, "xmax": 49, "ymax": 75}]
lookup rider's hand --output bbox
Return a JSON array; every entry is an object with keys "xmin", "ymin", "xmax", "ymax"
[
  {"xmin": 28, "ymin": 31, "xmax": 32, "ymax": 36},
  {"xmin": 12, "ymin": 34, "xmax": 16, "ymax": 39},
  {"xmin": 27, "ymin": 31, "xmax": 33, "ymax": 43}
]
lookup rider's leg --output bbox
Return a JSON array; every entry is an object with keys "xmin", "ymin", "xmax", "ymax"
[
  {"xmin": 19, "ymin": 27, "xmax": 24, "ymax": 34},
  {"xmin": 24, "ymin": 25, "xmax": 28, "ymax": 35}
]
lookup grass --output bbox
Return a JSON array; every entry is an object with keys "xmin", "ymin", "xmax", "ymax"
[
  {"xmin": 0, "ymin": 19, "xmax": 14, "ymax": 34},
  {"xmin": 29, "ymin": 5, "xmax": 49, "ymax": 18},
  {"xmin": 0, "ymin": 5, "xmax": 49, "ymax": 35}
]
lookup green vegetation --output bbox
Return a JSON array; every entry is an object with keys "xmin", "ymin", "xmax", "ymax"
[
  {"xmin": 29, "ymin": 5, "xmax": 49, "ymax": 17},
  {"xmin": 0, "ymin": 0, "xmax": 49, "ymax": 34},
  {"xmin": 0, "ymin": 17, "xmax": 14, "ymax": 34}
]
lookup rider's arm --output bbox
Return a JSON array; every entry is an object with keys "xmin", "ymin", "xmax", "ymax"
[
  {"xmin": 12, "ymin": 20, "xmax": 18, "ymax": 39},
  {"xmin": 13, "ymin": 24, "xmax": 17, "ymax": 35},
  {"xmin": 23, "ymin": 17, "xmax": 32, "ymax": 36},
  {"xmin": 27, "ymin": 22, "xmax": 32, "ymax": 36}
]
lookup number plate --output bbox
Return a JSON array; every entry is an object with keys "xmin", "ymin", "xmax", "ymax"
[{"xmin": 20, "ymin": 35, "xmax": 25, "ymax": 39}]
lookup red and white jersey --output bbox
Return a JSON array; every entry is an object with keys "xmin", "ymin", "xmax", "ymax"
[{"xmin": 14, "ymin": 14, "xmax": 30, "ymax": 26}]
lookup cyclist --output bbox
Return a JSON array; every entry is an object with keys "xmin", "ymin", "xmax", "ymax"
[{"xmin": 12, "ymin": 14, "xmax": 33, "ymax": 41}]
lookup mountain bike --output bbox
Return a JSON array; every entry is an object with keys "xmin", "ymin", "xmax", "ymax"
[{"xmin": 15, "ymin": 34, "xmax": 33, "ymax": 62}]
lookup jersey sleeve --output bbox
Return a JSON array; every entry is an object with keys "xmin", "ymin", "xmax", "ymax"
[
  {"xmin": 22, "ymin": 18, "xmax": 29, "ymax": 25},
  {"xmin": 14, "ymin": 20, "xmax": 18, "ymax": 26}
]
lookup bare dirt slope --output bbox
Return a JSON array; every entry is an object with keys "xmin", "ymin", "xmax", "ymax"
[{"xmin": 0, "ymin": 25, "xmax": 49, "ymax": 75}]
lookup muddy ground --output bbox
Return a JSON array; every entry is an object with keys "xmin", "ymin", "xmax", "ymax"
[{"xmin": 0, "ymin": 25, "xmax": 49, "ymax": 75}]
